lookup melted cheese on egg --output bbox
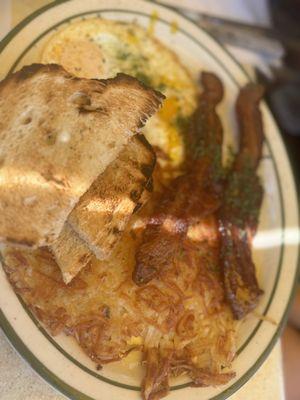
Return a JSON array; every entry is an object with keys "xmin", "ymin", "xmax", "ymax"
[{"xmin": 42, "ymin": 18, "xmax": 197, "ymax": 167}]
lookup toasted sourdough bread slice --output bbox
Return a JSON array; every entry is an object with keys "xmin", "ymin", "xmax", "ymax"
[
  {"xmin": 68, "ymin": 134, "xmax": 155, "ymax": 257},
  {"xmin": 51, "ymin": 134, "xmax": 155, "ymax": 283},
  {"xmin": 51, "ymin": 185, "xmax": 153, "ymax": 285},
  {"xmin": 0, "ymin": 64, "xmax": 163, "ymax": 247},
  {"xmin": 50, "ymin": 223, "xmax": 93, "ymax": 284}
]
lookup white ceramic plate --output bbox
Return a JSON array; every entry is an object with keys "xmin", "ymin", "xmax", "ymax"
[{"xmin": 0, "ymin": 1, "xmax": 299, "ymax": 399}]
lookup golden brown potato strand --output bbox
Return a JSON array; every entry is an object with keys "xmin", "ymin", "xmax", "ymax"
[{"xmin": 142, "ymin": 348, "xmax": 172, "ymax": 400}]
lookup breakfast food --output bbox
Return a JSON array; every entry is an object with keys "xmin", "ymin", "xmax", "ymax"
[
  {"xmin": 133, "ymin": 72, "xmax": 224, "ymax": 286},
  {"xmin": 52, "ymin": 134, "xmax": 155, "ymax": 283},
  {"xmin": 1, "ymin": 69, "xmax": 264, "ymax": 399},
  {"xmin": 133, "ymin": 78, "xmax": 265, "ymax": 321},
  {"xmin": 0, "ymin": 17, "xmax": 266, "ymax": 400},
  {"xmin": 219, "ymin": 84, "xmax": 264, "ymax": 319},
  {"xmin": 68, "ymin": 134, "xmax": 155, "ymax": 259},
  {"xmin": 42, "ymin": 18, "xmax": 198, "ymax": 169},
  {"xmin": 50, "ymin": 222, "xmax": 92, "ymax": 284},
  {"xmin": 0, "ymin": 64, "xmax": 162, "ymax": 248}
]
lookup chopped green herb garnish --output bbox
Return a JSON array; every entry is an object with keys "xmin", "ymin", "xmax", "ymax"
[
  {"xmin": 135, "ymin": 71, "xmax": 152, "ymax": 87},
  {"xmin": 127, "ymin": 28, "xmax": 136, "ymax": 36},
  {"xmin": 224, "ymin": 146, "xmax": 236, "ymax": 172},
  {"xmin": 223, "ymin": 157, "xmax": 262, "ymax": 228},
  {"xmin": 116, "ymin": 51, "xmax": 130, "ymax": 60},
  {"xmin": 157, "ymin": 82, "xmax": 167, "ymax": 92},
  {"xmin": 174, "ymin": 114, "xmax": 190, "ymax": 132},
  {"xmin": 208, "ymin": 262, "xmax": 219, "ymax": 273}
]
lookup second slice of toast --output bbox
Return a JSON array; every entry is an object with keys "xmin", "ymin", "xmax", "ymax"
[{"xmin": 51, "ymin": 135, "xmax": 155, "ymax": 283}]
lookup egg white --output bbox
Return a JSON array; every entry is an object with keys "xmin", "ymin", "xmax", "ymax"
[{"xmin": 42, "ymin": 18, "xmax": 198, "ymax": 168}]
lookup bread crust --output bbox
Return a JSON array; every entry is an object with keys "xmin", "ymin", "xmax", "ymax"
[
  {"xmin": 0, "ymin": 64, "xmax": 163, "ymax": 247},
  {"xmin": 51, "ymin": 134, "xmax": 155, "ymax": 283}
]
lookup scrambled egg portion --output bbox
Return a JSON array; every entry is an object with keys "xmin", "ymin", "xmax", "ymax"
[{"xmin": 42, "ymin": 18, "xmax": 197, "ymax": 167}]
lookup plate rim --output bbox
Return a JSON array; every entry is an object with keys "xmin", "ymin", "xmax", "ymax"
[
  {"xmin": 0, "ymin": 1, "xmax": 299, "ymax": 400},
  {"xmin": 0, "ymin": 4, "xmax": 290, "ymax": 385}
]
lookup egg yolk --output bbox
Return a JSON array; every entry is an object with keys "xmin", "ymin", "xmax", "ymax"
[{"xmin": 158, "ymin": 97, "xmax": 179, "ymax": 123}]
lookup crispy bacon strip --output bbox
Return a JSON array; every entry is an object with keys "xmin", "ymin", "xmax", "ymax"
[
  {"xmin": 133, "ymin": 72, "xmax": 224, "ymax": 285},
  {"xmin": 235, "ymin": 84, "xmax": 264, "ymax": 172},
  {"xmin": 185, "ymin": 72, "xmax": 223, "ymax": 166},
  {"xmin": 219, "ymin": 84, "xmax": 264, "ymax": 319}
]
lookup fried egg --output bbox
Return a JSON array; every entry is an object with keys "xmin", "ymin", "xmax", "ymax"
[{"xmin": 42, "ymin": 18, "xmax": 198, "ymax": 168}]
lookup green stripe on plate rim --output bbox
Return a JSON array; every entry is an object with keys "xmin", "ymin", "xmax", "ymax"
[{"xmin": 0, "ymin": 1, "xmax": 299, "ymax": 400}]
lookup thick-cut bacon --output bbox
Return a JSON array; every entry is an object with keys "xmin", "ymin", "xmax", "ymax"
[
  {"xmin": 185, "ymin": 71, "xmax": 223, "ymax": 169},
  {"xmin": 235, "ymin": 84, "xmax": 264, "ymax": 172},
  {"xmin": 133, "ymin": 72, "xmax": 224, "ymax": 285},
  {"xmin": 219, "ymin": 84, "xmax": 264, "ymax": 319}
]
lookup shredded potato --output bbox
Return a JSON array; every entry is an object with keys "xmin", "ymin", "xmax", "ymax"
[{"xmin": 2, "ymin": 204, "xmax": 236, "ymax": 397}]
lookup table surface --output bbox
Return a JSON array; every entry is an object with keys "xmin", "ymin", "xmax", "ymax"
[{"xmin": 0, "ymin": 1, "xmax": 286, "ymax": 399}]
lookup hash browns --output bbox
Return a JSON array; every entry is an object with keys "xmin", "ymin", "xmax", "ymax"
[
  {"xmin": 2, "ymin": 208, "xmax": 236, "ymax": 398},
  {"xmin": 0, "ymin": 73, "xmax": 266, "ymax": 400}
]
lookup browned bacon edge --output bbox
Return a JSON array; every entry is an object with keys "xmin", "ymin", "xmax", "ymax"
[
  {"xmin": 219, "ymin": 84, "xmax": 265, "ymax": 320},
  {"xmin": 133, "ymin": 72, "xmax": 224, "ymax": 285}
]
